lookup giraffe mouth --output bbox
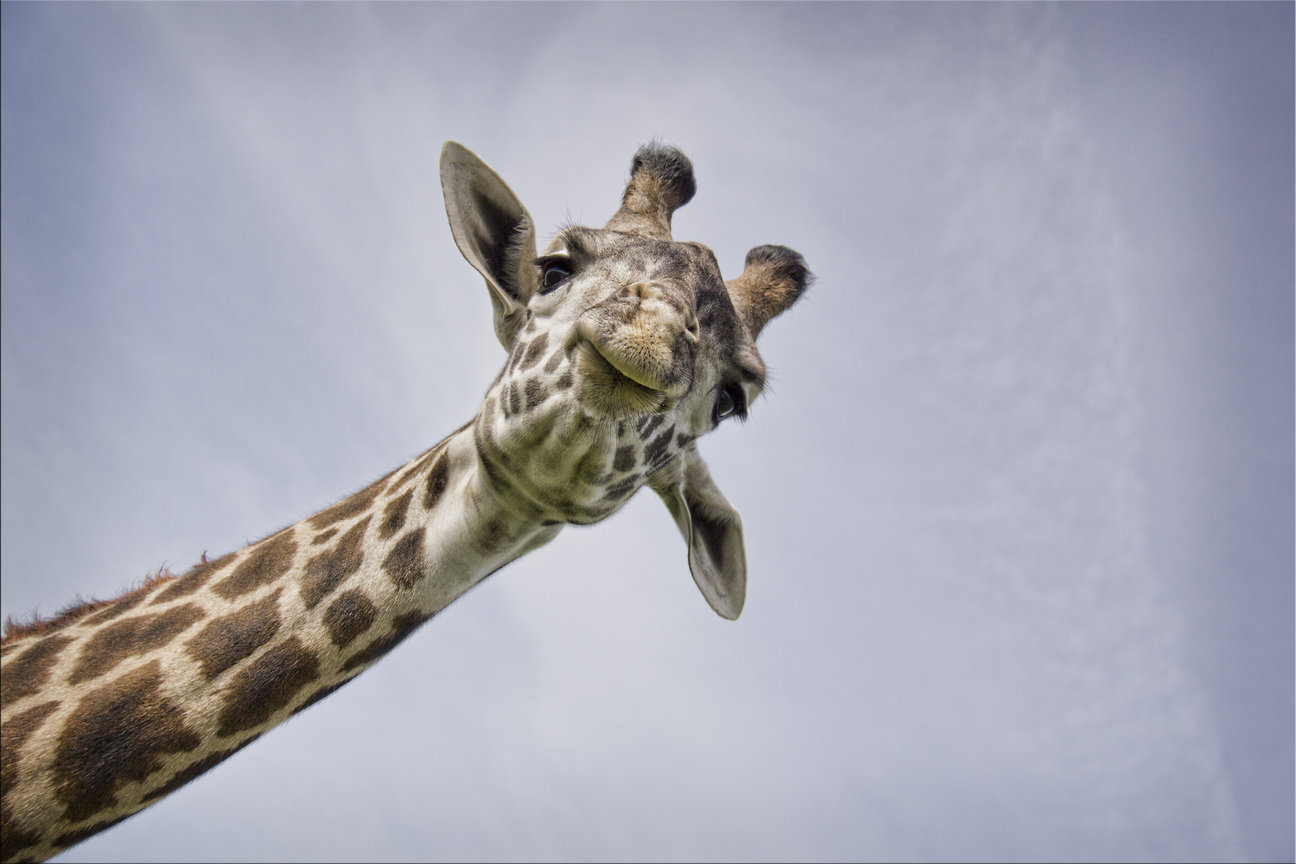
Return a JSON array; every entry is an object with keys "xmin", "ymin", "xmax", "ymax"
[{"xmin": 572, "ymin": 339, "xmax": 671, "ymax": 417}]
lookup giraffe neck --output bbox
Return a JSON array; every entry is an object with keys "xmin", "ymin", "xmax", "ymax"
[{"xmin": 0, "ymin": 421, "xmax": 559, "ymax": 863}]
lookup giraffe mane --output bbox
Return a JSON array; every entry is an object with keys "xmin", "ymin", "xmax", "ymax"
[{"xmin": 0, "ymin": 567, "xmax": 181, "ymax": 648}]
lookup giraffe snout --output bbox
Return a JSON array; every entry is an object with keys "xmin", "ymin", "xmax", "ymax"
[
  {"xmin": 569, "ymin": 283, "xmax": 697, "ymax": 405},
  {"xmin": 620, "ymin": 282, "xmax": 699, "ymax": 344}
]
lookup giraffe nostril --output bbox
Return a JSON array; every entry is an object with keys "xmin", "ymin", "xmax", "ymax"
[{"xmin": 625, "ymin": 281, "xmax": 662, "ymax": 303}]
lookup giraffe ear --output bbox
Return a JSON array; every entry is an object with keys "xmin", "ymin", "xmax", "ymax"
[
  {"xmin": 651, "ymin": 448, "xmax": 747, "ymax": 620},
  {"xmin": 440, "ymin": 141, "xmax": 539, "ymax": 349},
  {"xmin": 725, "ymin": 245, "xmax": 811, "ymax": 339}
]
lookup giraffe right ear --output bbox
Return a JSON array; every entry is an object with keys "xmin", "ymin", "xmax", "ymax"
[
  {"xmin": 440, "ymin": 142, "xmax": 539, "ymax": 349},
  {"xmin": 725, "ymin": 245, "xmax": 811, "ymax": 340},
  {"xmin": 650, "ymin": 447, "xmax": 747, "ymax": 620}
]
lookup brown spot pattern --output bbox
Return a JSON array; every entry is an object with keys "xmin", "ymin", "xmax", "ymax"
[
  {"xmin": 1, "ymin": 635, "xmax": 72, "ymax": 704},
  {"xmin": 184, "ymin": 590, "xmax": 283, "ymax": 681},
  {"xmin": 341, "ymin": 612, "xmax": 431, "ymax": 674},
  {"xmin": 613, "ymin": 445, "xmax": 637, "ymax": 473},
  {"xmin": 423, "ymin": 450, "xmax": 449, "ymax": 511},
  {"xmin": 392, "ymin": 445, "xmax": 441, "ymax": 488},
  {"xmin": 524, "ymin": 379, "xmax": 549, "ymax": 410},
  {"xmin": 643, "ymin": 426, "xmax": 675, "ymax": 466},
  {"xmin": 52, "ymin": 660, "xmax": 202, "ymax": 823},
  {"xmin": 519, "ymin": 332, "xmax": 549, "ymax": 370},
  {"xmin": 151, "ymin": 552, "xmax": 236, "ymax": 605},
  {"xmin": 67, "ymin": 604, "xmax": 203, "ymax": 686},
  {"xmin": 307, "ymin": 471, "xmax": 391, "ymax": 531},
  {"xmin": 544, "ymin": 347, "xmax": 564, "ymax": 373},
  {"xmin": 216, "ymin": 636, "xmax": 320, "ymax": 737},
  {"xmin": 1, "ymin": 809, "xmax": 41, "ymax": 859},
  {"xmin": 213, "ymin": 531, "xmax": 298, "ymax": 600},
  {"xmin": 323, "ymin": 590, "xmax": 378, "ymax": 648},
  {"xmin": 638, "ymin": 414, "xmax": 665, "ymax": 436},
  {"xmin": 0, "ymin": 568, "xmax": 176, "ymax": 641},
  {"xmin": 382, "ymin": 530, "xmax": 426, "ymax": 590},
  {"xmin": 1, "ymin": 700, "xmax": 61, "ymax": 857},
  {"xmin": 2, "ymin": 699, "xmax": 60, "ymax": 795},
  {"xmin": 603, "ymin": 474, "xmax": 641, "ymax": 500},
  {"xmin": 81, "ymin": 587, "xmax": 151, "ymax": 626},
  {"xmin": 50, "ymin": 812, "xmax": 133, "ymax": 857},
  {"xmin": 312, "ymin": 528, "xmax": 339, "ymax": 546},
  {"xmin": 379, "ymin": 488, "xmax": 413, "ymax": 540},
  {"xmin": 138, "ymin": 736, "xmax": 260, "ymax": 806},
  {"xmin": 299, "ymin": 517, "xmax": 369, "ymax": 610},
  {"xmin": 290, "ymin": 680, "xmax": 348, "ymax": 717}
]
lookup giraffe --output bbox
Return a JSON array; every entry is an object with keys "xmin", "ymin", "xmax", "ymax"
[{"xmin": 0, "ymin": 141, "xmax": 809, "ymax": 863}]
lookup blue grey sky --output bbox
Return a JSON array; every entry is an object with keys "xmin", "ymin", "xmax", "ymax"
[{"xmin": 2, "ymin": 2, "xmax": 1291, "ymax": 862}]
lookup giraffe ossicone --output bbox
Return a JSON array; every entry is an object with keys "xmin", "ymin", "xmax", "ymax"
[{"xmin": 0, "ymin": 141, "xmax": 809, "ymax": 863}]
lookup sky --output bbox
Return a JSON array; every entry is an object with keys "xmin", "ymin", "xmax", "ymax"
[{"xmin": 1, "ymin": 2, "xmax": 1291, "ymax": 862}]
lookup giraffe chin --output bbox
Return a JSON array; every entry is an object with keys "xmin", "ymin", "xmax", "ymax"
[{"xmin": 573, "ymin": 341, "xmax": 671, "ymax": 420}]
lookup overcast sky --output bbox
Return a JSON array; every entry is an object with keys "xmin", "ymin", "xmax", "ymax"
[{"xmin": 2, "ymin": 3, "xmax": 1292, "ymax": 862}]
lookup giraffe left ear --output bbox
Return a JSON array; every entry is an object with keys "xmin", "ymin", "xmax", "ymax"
[
  {"xmin": 440, "ymin": 141, "xmax": 539, "ymax": 349},
  {"xmin": 651, "ymin": 447, "xmax": 747, "ymax": 620}
]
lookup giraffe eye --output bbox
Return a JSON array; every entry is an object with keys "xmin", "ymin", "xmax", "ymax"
[
  {"xmin": 538, "ymin": 259, "xmax": 572, "ymax": 293},
  {"xmin": 713, "ymin": 384, "xmax": 747, "ymax": 424}
]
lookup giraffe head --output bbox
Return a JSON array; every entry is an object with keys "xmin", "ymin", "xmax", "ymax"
[{"xmin": 441, "ymin": 142, "xmax": 808, "ymax": 620}]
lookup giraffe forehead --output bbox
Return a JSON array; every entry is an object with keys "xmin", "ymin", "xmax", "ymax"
[{"xmin": 550, "ymin": 230, "xmax": 721, "ymax": 291}]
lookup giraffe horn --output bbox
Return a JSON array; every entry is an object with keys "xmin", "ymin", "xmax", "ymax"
[{"xmin": 604, "ymin": 143, "xmax": 697, "ymax": 241}]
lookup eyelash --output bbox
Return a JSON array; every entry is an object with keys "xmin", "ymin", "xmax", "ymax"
[
  {"xmin": 535, "ymin": 256, "xmax": 573, "ymax": 293},
  {"xmin": 713, "ymin": 383, "xmax": 748, "ymax": 424}
]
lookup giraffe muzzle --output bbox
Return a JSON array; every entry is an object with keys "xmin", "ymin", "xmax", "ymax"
[{"xmin": 570, "ymin": 310, "xmax": 693, "ymax": 396}]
